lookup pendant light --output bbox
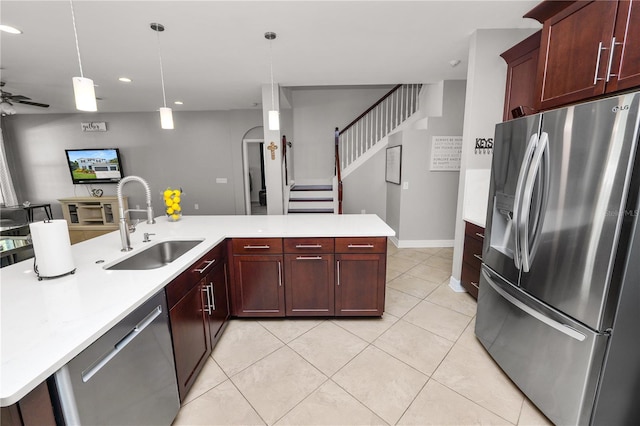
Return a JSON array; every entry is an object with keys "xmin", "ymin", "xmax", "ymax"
[
  {"xmin": 151, "ymin": 22, "xmax": 174, "ymax": 129},
  {"xmin": 69, "ymin": 0, "xmax": 97, "ymax": 112},
  {"xmin": 265, "ymin": 32, "xmax": 279, "ymax": 131}
]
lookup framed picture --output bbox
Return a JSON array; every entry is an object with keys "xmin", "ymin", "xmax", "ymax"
[{"xmin": 385, "ymin": 145, "xmax": 402, "ymax": 185}]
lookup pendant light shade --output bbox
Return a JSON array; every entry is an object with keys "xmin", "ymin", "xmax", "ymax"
[
  {"xmin": 151, "ymin": 23, "xmax": 174, "ymax": 129},
  {"xmin": 159, "ymin": 107, "xmax": 174, "ymax": 130},
  {"xmin": 265, "ymin": 31, "xmax": 280, "ymax": 131},
  {"xmin": 72, "ymin": 76, "xmax": 97, "ymax": 112},
  {"xmin": 69, "ymin": 0, "xmax": 97, "ymax": 112}
]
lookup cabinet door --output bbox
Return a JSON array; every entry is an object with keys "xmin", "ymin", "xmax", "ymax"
[
  {"xmin": 169, "ymin": 281, "xmax": 210, "ymax": 401},
  {"xmin": 284, "ymin": 253, "xmax": 335, "ymax": 316},
  {"xmin": 233, "ymin": 255, "xmax": 285, "ymax": 317},
  {"xmin": 206, "ymin": 262, "xmax": 230, "ymax": 345},
  {"xmin": 335, "ymin": 253, "xmax": 385, "ymax": 316},
  {"xmin": 501, "ymin": 31, "xmax": 541, "ymax": 121},
  {"xmin": 607, "ymin": 0, "xmax": 640, "ymax": 92},
  {"xmin": 535, "ymin": 1, "xmax": 617, "ymax": 110}
]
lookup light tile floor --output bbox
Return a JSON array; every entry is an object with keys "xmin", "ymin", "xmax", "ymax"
[{"xmin": 172, "ymin": 245, "xmax": 553, "ymax": 426}]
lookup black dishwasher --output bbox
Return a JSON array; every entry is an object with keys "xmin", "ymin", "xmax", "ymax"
[{"xmin": 53, "ymin": 290, "xmax": 180, "ymax": 425}]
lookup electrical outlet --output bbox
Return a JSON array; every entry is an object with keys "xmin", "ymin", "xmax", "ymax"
[
  {"xmin": 215, "ymin": 178, "xmax": 227, "ymax": 184},
  {"xmin": 403, "ymin": 182, "xmax": 409, "ymax": 190},
  {"xmin": 194, "ymin": 204, "xmax": 199, "ymax": 210},
  {"xmin": 361, "ymin": 209, "xmax": 366, "ymax": 214}
]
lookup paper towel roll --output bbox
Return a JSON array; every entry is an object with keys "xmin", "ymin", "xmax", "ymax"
[{"xmin": 29, "ymin": 220, "xmax": 75, "ymax": 279}]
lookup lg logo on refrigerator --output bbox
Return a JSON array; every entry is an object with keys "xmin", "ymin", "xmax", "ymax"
[{"xmin": 612, "ymin": 104, "xmax": 630, "ymax": 113}]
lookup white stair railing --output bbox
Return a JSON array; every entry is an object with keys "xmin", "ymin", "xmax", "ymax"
[{"xmin": 337, "ymin": 84, "xmax": 421, "ymax": 171}]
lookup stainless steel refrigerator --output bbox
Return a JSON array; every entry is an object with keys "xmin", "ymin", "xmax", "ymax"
[{"xmin": 475, "ymin": 91, "xmax": 640, "ymax": 425}]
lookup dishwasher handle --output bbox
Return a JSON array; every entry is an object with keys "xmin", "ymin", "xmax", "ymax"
[{"xmin": 82, "ymin": 305, "xmax": 163, "ymax": 383}]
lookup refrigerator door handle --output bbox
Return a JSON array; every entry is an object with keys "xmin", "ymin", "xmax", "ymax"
[
  {"xmin": 513, "ymin": 133, "xmax": 539, "ymax": 270},
  {"xmin": 482, "ymin": 268, "xmax": 586, "ymax": 341},
  {"xmin": 520, "ymin": 132, "xmax": 550, "ymax": 273}
]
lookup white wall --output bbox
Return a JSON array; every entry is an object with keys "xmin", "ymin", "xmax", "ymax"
[
  {"xmin": 2, "ymin": 109, "xmax": 262, "ymax": 218},
  {"xmin": 450, "ymin": 28, "xmax": 539, "ymax": 288},
  {"xmin": 385, "ymin": 80, "xmax": 466, "ymax": 247},
  {"xmin": 291, "ymin": 86, "xmax": 392, "ymax": 182}
]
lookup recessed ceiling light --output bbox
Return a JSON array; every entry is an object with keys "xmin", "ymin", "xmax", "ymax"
[
  {"xmin": 118, "ymin": 77, "xmax": 132, "ymax": 83},
  {"xmin": 0, "ymin": 25, "xmax": 22, "ymax": 34},
  {"xmin": 174, "ymin": 101, "xmax": 183, "ymax": 105}
]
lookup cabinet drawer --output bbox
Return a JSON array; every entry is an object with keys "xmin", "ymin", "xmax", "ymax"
[
  {"xmin": 461, "ymin": 261, "xmax": 480, "ymax": 299},
  {"xmin": 335, "ymin": 237, "xmax": 386, "ymax": 253},
  {"xmin": 232, "ymin": 238, "xmax": 283, "ymax": 254},
  {"xmin": 464, "ymin": 221, "xmax": 485, "ymax": 242},
  {"xmin": 284, "ymin": 238, "xmax": 334, "ymax": 253},
  {"xmin": 167, "ymin": 245, "xmax": 224, "ymax": 308},
  {"xmin": 463, "ymin": 235, "xmax": 483, "ymax": 270}
]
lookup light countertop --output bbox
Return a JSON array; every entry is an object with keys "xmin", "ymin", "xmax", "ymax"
[
  {"xmin": 0, "ymin": 214, "xmax": 394, "ymax": 406},
  {"xmin": 463, "ymin": 169, "xmax": 491, "ymax": 228}
]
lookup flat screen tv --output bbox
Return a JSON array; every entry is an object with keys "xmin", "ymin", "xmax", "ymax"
[{"xmin": 65, "ymin": 148, "xmax": 124, "ymax": 184}]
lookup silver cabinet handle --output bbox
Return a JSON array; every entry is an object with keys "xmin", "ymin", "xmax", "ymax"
[
  {"xmin": 336, "ymin": 260, "xmax": 340, "ymax": 286},
  {"xmin": 193, "ymin": 259, "xmax": 215, "ymax": 274},
  {"xmin": 475, "ymin": 232, "xmax": 485, "ymax": 239},
  {"xmin": 296, "ymin": 256, "xmax": 323, "ymax": 260},
  {"xmin": 278, "ymin": 261, "xmax": 282, "ymax": 287},
  {"xmin": 209, "ymin": 282, "xmax": 216, "ymax": 311},
  {"xmin": 605, "ymin": 37, "xmax": 623, "ymax": 81},
  {"xmin": 593, "ymin": 41, "xmax": 605, "ymax": 84},
  {"xmin": 202, "ymin": 286, "xmax": 212, "ymax": 315},
  {"xmin": 82, "ymin": 305, "xmax": 163, "ymax": 383},
  {"xmin": 244, "ymin": 245, "xmax": 270, "ymax": 249},
  {"xmin": 473, "ymin": 254, "xmax": 483, "ymax": 261},
  {"xmin": 347, "ymin": 244, "xmax": 374, "ymax": 248},
  {"xmin": 295, "ymin": 244, "xmax": 322, "ymax": 248},
  {"xmin": 471, "ymin": 281, "xmax": 478, "ymax": 287}
]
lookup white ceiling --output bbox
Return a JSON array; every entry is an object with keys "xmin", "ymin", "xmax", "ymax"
[{"xmin": 0, "ymin": 0, "xmax": 540, "ymax": 115}]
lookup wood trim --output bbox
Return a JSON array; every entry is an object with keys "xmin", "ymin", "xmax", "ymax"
[{"xmin": 523, "ymin": 0, "xmax": 577, "ymax": 23}]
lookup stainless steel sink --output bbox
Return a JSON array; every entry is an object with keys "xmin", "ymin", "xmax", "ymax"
[{"xmin": 106, "ymin": 239, "xmax": 204, "ymax": 270}]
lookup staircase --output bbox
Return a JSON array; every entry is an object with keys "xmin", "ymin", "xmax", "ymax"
[
  {"xmin": 287, "ymin": 183, "xmax": 335, "ymax": 214},
  {"xmin": 284, "ymin": 84, "xmax": 422, "ymax": 214}
]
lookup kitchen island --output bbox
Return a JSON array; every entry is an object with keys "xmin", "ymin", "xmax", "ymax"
[{"xmin": 0, "ymin": 214, "xmax": 394, "ymax": 409}]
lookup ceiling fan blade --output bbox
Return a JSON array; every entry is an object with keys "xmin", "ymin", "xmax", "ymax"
[
  {"xmin": 10, "ymin": 94, "xmax": 31, "ymax": 101},
  {"xmin": 16, "ymin": 100, "xmax": 49, "ymax": 108}
]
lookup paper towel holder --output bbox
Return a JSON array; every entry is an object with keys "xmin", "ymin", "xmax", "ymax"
[{"xmin": 30, "ymin": 219, "xmax": 77, "ymax": 281}]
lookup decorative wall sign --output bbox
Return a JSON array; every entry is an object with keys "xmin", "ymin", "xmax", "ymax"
[
  {"xmin": 430, "ymin": 136, "xmax": 462, "ymax": 171},
  {"xmin": 385, "ymin": 145, "xmax": 402, "ymax": 184},
  {"xmin": 267, "ymin": 141, "xmax": 278, "ymax": 160},
  {"xmin": 475, "ymin": 137, "xmax": 493, "ymax": 155},
  {"xmin": 81, "ymin": 122, "xmax": 107, "ymax": 132}
]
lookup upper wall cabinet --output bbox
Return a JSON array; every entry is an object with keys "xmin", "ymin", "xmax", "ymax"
[
  {"xmin": 501, "ymin": 31, "xmax": 541, "ymax": 121},
  {"xmin": 526, "ymin": 0, "xmax": 640, "ymax": 111}
]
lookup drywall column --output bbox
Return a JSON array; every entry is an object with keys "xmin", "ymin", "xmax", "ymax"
[
  {"xmin": 450, "ymin": 28, "xmax": 539, "ymax": 291},
  {"xmin": 261, "ymin": 83, "xmax": 284, "ymax": 214}
]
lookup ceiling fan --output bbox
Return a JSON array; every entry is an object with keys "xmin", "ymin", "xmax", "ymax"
[{"xmin": 0, "ymin": 82, "xmax": 50, "ymax": 116}]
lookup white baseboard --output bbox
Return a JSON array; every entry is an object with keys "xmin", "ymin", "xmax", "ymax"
[{"xmin": 449, "ymin": 276, "xmax": 466, "ymax": 293}]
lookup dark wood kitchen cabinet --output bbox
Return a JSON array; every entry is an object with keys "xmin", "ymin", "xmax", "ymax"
[
  {"xmin": 461, "ymin": 221, "xmax": 485, "ymax": 300},
  {"xmin": 205, "ymin": 254, "xmax": 230, "ymax": 347},
  {"xmin": 230, "ymin": 238, "xmax": 285, "ymax": 317},
  {"xmin": 526, "ymin": 0, "xmax": 640, "ymax": 111},
  {"xmin": 284, "ymin": 238, "xmax": 335, "ymax": 316},
  {"xmin": 0, "ymin": 382, "xmax": 55, "ymax": 426},
  {"xmin": 501, "ymin": 31, "xmax": 541, "ymax": 121},
  {"xmin": 166, "ymin": 242, "xmax": 228, "ymax": 401},
  {"xmin": 335, "ymin": 237, "xmax": 386, "ymax": 316}
]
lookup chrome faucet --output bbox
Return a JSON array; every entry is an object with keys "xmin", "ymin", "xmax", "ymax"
[{"xmin": 117, "ymin": 176, "xmax": 155, "ymax": 251}]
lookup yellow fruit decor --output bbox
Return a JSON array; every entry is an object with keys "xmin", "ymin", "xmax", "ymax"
[{"xmin": 163, "ymin": 187, "xmax": 183, "ymax": 221}]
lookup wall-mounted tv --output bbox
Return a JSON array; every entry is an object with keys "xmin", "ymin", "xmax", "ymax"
[{"xmin": 65, "ymin": 148, "xmax": 125, "ymax": 184}]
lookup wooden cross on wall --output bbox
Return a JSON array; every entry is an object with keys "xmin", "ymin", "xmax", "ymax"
[{"xmin": 267, "ymin": 141, "xmax": 278, "ymax": 160}]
